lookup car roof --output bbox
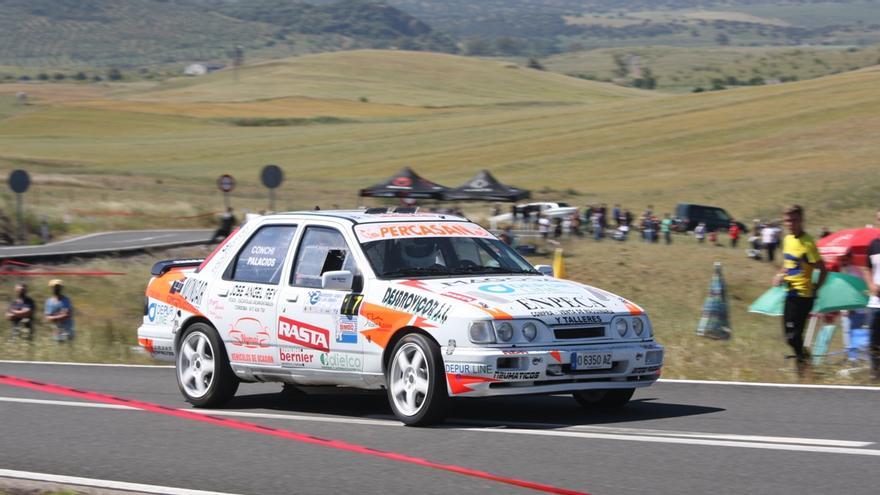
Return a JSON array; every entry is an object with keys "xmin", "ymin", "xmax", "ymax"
[{"xmin": 269, "ymin": 209, "xmax": 469, "ymax": 225}]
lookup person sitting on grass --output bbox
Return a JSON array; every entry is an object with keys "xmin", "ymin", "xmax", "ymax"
[
  {"xmin": 45, "ymin": 279, "xmax": 74, "ymax": 342},
  {"xmin": 6, "ymin": 283, "xmax": 35, "ymax": 341}
]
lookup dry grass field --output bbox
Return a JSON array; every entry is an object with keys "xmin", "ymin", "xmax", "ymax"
[{"xmin": 0, "ymin": 50, "xmax": 877, "ymax": 382}]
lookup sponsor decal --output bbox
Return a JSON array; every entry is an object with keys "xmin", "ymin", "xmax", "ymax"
[
  {"xmin": 516, "ymin": 296, "xmax": 607, "ymax": 311},
  {"xmin": 303, "ymin": 291, "xmax": 345, "ymax": 314},
  {"xmin": 147, "ymin": 302, "xmax": 176, "ymax": 325},
  {"xmin": 230, "ymin": 352, "xmax": 275, "ymax": 364},
  {"xmin": 355, "ymin": 222, "xmax": 492, "ymax": 242},
  {"xmin": 206, "ymin": 298, "xmax": 225, "ymax": 319},
  {"xmin": 493, "ymin": 371, "xmax": 540, "ymax": 380},
  {"xmin": 138, "ymin": 338, "xmax": 174, "ymax": 357},
  {"xmin": 170, "ymin": 279, "xmax": 184, "ymax": 294},
  {"xmin": 278, "ymin": 316, "xmax": 330, "ymax": 352},
  {"xmin": 245, "ymin": 244, "xmax": 279, "ymax": 268},
  {"xmin": 335, "ymin": 315, "xmax": 358, "ymax": 344},
  {"xmin": 339, "ymin": 294, "xmax": 364, "ymax": 316},
  {"xmin": 228, "ymin": 317, "xmax": 271, "ymax": 349},
  {"xmin": 229, "ymin": 283, "xmax": 277, "ymax": 313},
  {"xmin": 308, "ymin": 291, "xmax": 321, "ymax": 305},
  {"xmin": 446, "ymin": 339, "xmax": 456, "ymax": 355},
  {"xmin": 319, "ymin": 352, "xmax": 362, "ymax": 371},
  {"xmin": 180, "ymin": 278, "xmax": 208, "ymax": 307},
  {"xmin": 279, "ymin": 347, "xmax": 315, "ymax": 368},
  {"xmin": 478, "ymin": 284, "xmax": 515, "ymax": 294},
  {"xmin": 445, "ymin": 363, "xmax": 493, "ymax": 375},
  {"xmin": 381, "ymin": 287, "xmax": 451, "ymax": 324},
  {"xmin": 440, "ymin": 291, "xmax": 476, "ymax": 303},
  {"xmin": 553, "ymin": 315, "xmax": 603, "ymax": 325}
]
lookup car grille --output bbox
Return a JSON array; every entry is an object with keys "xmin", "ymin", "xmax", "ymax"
[{"xmin": 553, "ymin": 326, "xmax": 605, "ymax": 339}]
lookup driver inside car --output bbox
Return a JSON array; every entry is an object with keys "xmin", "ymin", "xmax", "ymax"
[{"xmin": 401, "ymin": 238, "xmax": 445, "ymax": 268}]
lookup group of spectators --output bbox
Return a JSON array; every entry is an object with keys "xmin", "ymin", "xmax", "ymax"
[{"xmin": 5, "ymin": 279, "xmax": 75, "ymax": 342}]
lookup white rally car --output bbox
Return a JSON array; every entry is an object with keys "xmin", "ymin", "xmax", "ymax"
[{"xmin": 138, "ymin": 210, "xmax": 663, "ymax": 425}]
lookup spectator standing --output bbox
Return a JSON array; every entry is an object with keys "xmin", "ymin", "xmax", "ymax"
[
  {"xmin": 612, "ymin": 204, "xmax": 621, "ymax": 228},
  {"xmin": 213, "ymin": 207, "xmax": 237, "ymax": 241},
  {"xmin": 538, "ymin": 214, "xmax": 550, "ymax": 240},
  {"xmin": 570, "ymin": 214, "xmax": 582, "ymax": 237},
  {"xmin": 728, "ymin": 220, "xmax": 741, "ymax": 248},
  {"xmin": 661, "ymin": 214, "xmax": 673, "ymax": 245},
  {"xmin": 861, "ymin": 208, "xmax": 880, "ymax": 380},
  {"xmin": 772, "ymin": 205, "xmax": 826, "ymax": 375},
  {"xmin": 45, "ymin": 279, "xmax": 74, "ymax": 342},
  {"xmin": 695, "ymin": 222, "xmax": 707, "ymax": 243},
  {"xmin": 591, "ymin": 211, "xmax": 602, "ymax": 241},
  {"xmin": 6, "ymin": 283, "xmax": 35, "ymax": 340},
  {"xmin": 762, "ymin": 222, "xmax": 781, "ymax": 262}
]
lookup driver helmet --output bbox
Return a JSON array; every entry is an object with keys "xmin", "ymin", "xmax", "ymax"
[{"xmin": 402, "ymin": 238, "xmax": 441, "ymax": 268}]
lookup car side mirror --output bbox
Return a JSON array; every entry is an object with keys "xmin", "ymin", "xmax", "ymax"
[
  {"xmin": 535, "ymin": 265, "xmax": 554, "ymax": 277},
  {"xmin": 322, "ymin": 270, "xmax": 353, "ymax": 291}
]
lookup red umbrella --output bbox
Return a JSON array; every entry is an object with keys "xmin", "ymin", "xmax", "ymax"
[{"xmin": 817, "ymin": 227, "xmax": 880, "ymax": 269}]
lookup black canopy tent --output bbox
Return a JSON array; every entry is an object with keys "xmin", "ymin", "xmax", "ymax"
[
  {"xmin": 359, "ymin": 167, "xmax": 449, "ymax": 200},
  {"xmin": 443, "ymin": 169, "xmax": 530, "ymax": 202}
]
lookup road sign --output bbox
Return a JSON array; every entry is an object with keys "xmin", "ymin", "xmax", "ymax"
[
  {"xmin": 8, "ymin": 169, "xmax": 30, "ymax": 193},
  {"xmin": 217, "ymin": 174, "xmax": 236, "ymax": 193},
  {"xmin": 261, "ymin": 165, "xmax": 283, "ymax": 189}
]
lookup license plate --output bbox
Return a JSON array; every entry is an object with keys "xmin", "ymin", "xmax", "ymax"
[{"xmin": 571, "ymin": 351, "xmax": 613, "ymax": 370}]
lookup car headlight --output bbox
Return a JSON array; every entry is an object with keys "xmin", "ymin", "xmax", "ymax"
[
  {"xmin": 615, "ymin": 318, "xmax": 628, "ymax": 337},
  {"xmin": 469, "ymin": 321, "xmax": 495, "ymax": 344},
  {"xmin": 495, "ymin": 321, "xmax": 514, "ymax": 342},
  {"xmin": 632, "ymin": 317, "xmax": 644, "ymax": 336},
  {"xmin": 522, "ymin": 322, "xmax": 538, "ymax": 341}
]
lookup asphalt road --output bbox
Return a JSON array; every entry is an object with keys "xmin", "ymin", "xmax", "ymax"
[
  {"xmin": 0, "ymin": 230, "xmax": 214, "ymax": 261},
  {"xmin": 1, "ymin": 362, "xmax": 879, "ymax": 495}
]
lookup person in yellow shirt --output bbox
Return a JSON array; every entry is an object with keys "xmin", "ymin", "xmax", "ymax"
[{"xmin": 772, "ymin": 205, "xmax": 826, "ymax": 373}]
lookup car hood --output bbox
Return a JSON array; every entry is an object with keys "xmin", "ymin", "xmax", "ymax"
[{"xmin": 373, "ymin": 275, "xmax": 643, "ymax": 325}]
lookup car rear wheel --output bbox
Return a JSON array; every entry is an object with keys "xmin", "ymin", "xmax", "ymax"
[
  {"xmin": 176, "ymin": 323, "xmax": 238, "ymax": 407},
  {"xmin": 572, "ymin": 388, "xmax": 635, "ymax": 410},
  {"xmin": 386, "ymin": 334, "xmax": 448, "ymax": 426}
]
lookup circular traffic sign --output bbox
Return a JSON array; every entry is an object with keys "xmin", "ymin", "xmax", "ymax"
[
  {"xmin": 8, "ymin": 169, "xmax": 30, "ymax": 194},
  {"xmin": 261, "ymin": 165, "xmax": 283, "ymax": 189},
  {"xmin": 217, "ymin": 174, "xmax": 236, "ymax": 193}
]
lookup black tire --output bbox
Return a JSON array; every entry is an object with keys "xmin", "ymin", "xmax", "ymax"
[
  {"xmin": 176, "ymin": 322, "xmax": 239, "ymax": 408},
  {"xmin": 386, "ymin": 333, "xmax": 449, "ymax": 426},
  {"xmin": 572, "ymin": 388, "xmax": 635, "ymax": 410}
]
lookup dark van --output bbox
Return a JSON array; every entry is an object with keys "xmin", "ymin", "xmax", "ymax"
[{"xmin": 674, "ymin": 203, "xmax": 747, "ymax": 233}]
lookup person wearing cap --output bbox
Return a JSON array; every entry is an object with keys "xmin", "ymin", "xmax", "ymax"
[
  {"xmin": 6, "ymin": 282, "xmax": 35, "ymax": 340},
  {"xmin": 44, "ymin": 279, "xmax": 74, "ymax": 342}
]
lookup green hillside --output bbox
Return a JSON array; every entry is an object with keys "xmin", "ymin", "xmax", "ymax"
[
  {"xmin": 133, "ymin": 50, "xmax": 649, "ymax": 106},
  {"xmin": 542, "ymin": 45, "xmax": 880, "ymax": 92},
  {"xmin": 0, "ymin": 51, "xmax": 876, "ymax": 229},
  {"xmin": 0, "ymin": 0, "xmax": 454, "ymax": 68}
]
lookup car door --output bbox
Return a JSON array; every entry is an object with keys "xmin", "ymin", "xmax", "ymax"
[
  {"xmin": 277, "ymin": 225, "xmax": 365, "ymax": 376},
  {"xmin": 209, "ymin": 223, "xmax": 298, "ymax": 368}
]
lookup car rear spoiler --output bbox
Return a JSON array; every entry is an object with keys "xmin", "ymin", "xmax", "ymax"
[{"xmin": 150, "ymin": 259, "xmax": 205, "ymax": 276}]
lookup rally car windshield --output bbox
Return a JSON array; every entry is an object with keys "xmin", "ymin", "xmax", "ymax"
[{"xmin": 361, "ymin": 236, "xmax": 539, "ymax": 279}]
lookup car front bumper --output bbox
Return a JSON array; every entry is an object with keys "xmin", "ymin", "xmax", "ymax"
[{"xmin": 441, "ymin": 341, "xmax": 664, "ymax": 397}]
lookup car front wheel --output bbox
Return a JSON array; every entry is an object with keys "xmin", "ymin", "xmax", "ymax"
[
  {"xmin": 176, "ymin": 323, "xmax": 238, "ymax": 407},
  {"xmin": 572, "ymin": 388, "xmax": 635, "ymax": 410},
  {"xmin": 386, "ymin": 333, "xmax": 448, "ymax": 426}
]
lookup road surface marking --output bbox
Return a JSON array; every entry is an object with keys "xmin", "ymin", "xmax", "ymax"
[
  {"xmin": 1, "ymin": 395, "xmax": 874, "ymax": 451},
  {"xmin": 0, "ymin": 375, "xmax": 589, "ymax": 495},
  {"xmin": 0, "ymin": 469, "xmax": 243, "ymax": 495},
  {"xmin": 0, "ymin": 360, "xmax": 173, "ymax": 368},
  {"xmin": 660, "ymin": 378, "xmax": 880, "ymax": 391}
]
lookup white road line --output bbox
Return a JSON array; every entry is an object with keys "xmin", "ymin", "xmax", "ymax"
[
  {"xmin": 660, "ymin": 378, "xmax": 880, "ymax": 391},
  {"xmin": 0, "ymin": 360, "xmax": 173, "ymax": 368},
  {"xmin": 458, "ymin": 427, "xmax": 880, "ymax": 457},
  {"xmin": 1, "ymin": 360, "xmax": 877, "ymax": 391},
  {"xmin": 0, "ymin": 468, "xmax": 245, "ymax": 495},
  {"xmin": 1, "ymin": 396, "xmax": 875, "ymax": 454}
]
